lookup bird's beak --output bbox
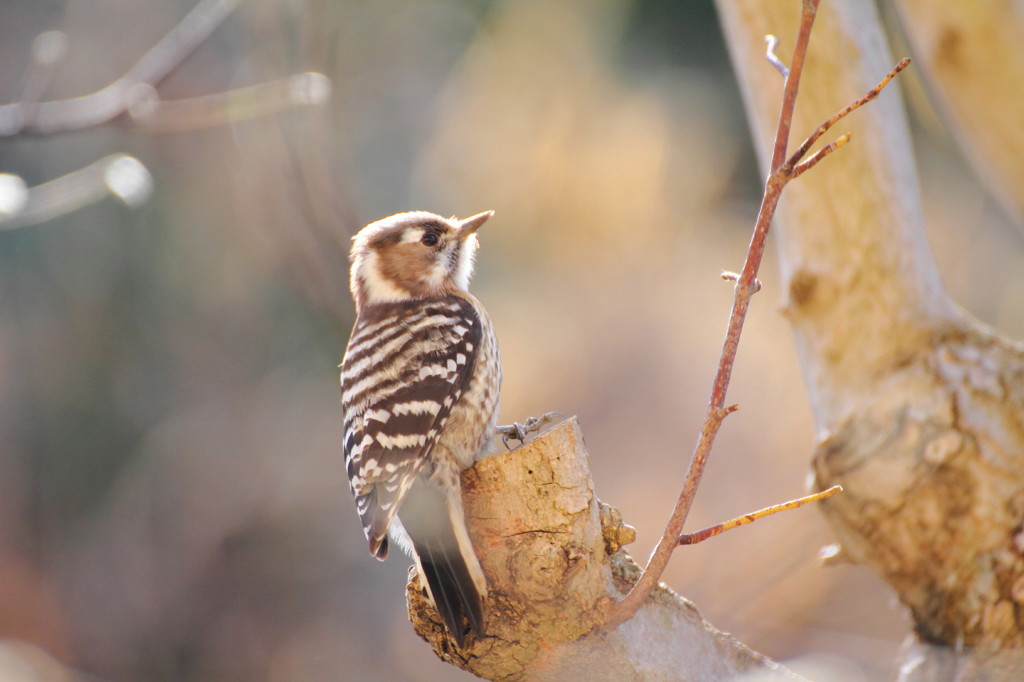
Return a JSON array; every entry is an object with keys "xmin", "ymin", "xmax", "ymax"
[{"xmin": 456, "ymin": 210, "xmax": 494, "ymax": 239}]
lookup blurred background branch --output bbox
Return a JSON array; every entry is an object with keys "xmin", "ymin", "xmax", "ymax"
[
  {"xmin": 0, "ymin": 0, "xmax": 330, "ymax": 236},
  {"xmin": 0, "ymin": 154, "xmax": 152, "ymax": 231},
  {"xmin": 128, "ymin": 71, "xmax": 331, "ymax": 134},
  {"xmin": 0, "ymin": 0, "xmax": 239, "ymax": 136}
]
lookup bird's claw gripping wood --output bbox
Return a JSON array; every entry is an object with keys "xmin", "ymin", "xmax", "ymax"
[{"xmin": 498, "ymin": 411, "xmax": 565, "ymax": 448}]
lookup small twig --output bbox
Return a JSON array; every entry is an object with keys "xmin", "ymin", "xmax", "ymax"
[
  {"xmin": 6, "ymin": 31, "xmax": 68, "ymax": 133},
  {"xmin": 784, "ymin": 58, "xmax": 911, "ymax": 173},
  {"xmin": 770, "ymin": 0, "xmax": 821, "ymax": 173},
  {"xmin": 678, "ymin": 486, "xmax": 842, "ymax": 545},
  {"xmin": 20, "ymin": 32, "xmax": 68, "ymax": 102},
  {"xmin": 720, "ymin": 271, "xmax": 762, "ymax": 292},
  {"xmin": 130, "ymin": 72, "xmax": 331, "ymax": 133},
  {"xmin": 791, "ymin": 133, "xmax": 851, "ymax": 178},
  {"xmin": 0, "ymin": 0, "xmax": 240, "ymax": 135},
  {"xmin": 765, "ymin": 35, "xmax": 790, "ymax": 79},
  {"xmin": 716, "ymin": 404, "xmax": 741, "ymax": 421},
  {"xmin": 0, "ymin": 155, "xmax": 153, "ymax": 230}
]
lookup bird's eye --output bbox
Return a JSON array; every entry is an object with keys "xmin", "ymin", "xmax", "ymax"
[{"xmin": 421, "ymin": 232, "xmax": 439, "ymax": 247}]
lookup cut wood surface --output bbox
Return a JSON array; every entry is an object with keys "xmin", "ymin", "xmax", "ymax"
[{"xmin": 407, "ymin": 417, "xmax": 802, "ymax": 681}]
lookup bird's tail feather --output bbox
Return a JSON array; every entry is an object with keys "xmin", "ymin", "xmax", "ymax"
[{"xmin": 401, "ymin": 479, "xmax": 485, "ymax": 648}]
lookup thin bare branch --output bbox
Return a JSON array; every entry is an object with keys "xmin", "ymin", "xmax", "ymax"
[
  {"xmin": 678, "ymin": 486, "xmax": 842, "ymax": 546},
  {"xmin": 130, "ymin": 72, "xmax": 331, "ymax": 134},
  {"xmin": 9, "ymin": 31, "xmax": 68, "ymax": 131},
  {"xmin": 602, "ymin": 0, "xmax": 912, "ymax": 633},
  {"xmin": 791, "ymin": 133, "xmax": 852, "ymax": 178},
  {"xmin": 0, "ymin": 0, "xmax": 240, "ymax": 135},
  {"xmin": 717, "ymin": 404, "xmax": 741, "ymax": 420},
  {"xmin": 602, "ymin": 0, "xmax": 824, "ymax": 631},
  {"xmin": 765, "ymin": 35, "xmax": 790, "ymax": 79},
  {"xmin": 770, "ymin": 0, "xmax": 823, "ymax": 173},
  {"xmin": 0, "ymin": 1, "xmax": 333, "ymax": 232},
  {"xmin": 785, "ymin": 58, "xmax": 911, "ymax": 171},
  {"xmin": 0, "ymin": 155, "xmax": 153, "ymax": 231},
  {"xmin": 720, "ymin": 271, "xmax": 763, "ymax": 292}
]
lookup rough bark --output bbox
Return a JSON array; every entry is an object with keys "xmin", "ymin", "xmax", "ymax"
[
  {"xmin": 717, "ymin": 0, "xmax": 1024, "ymax": 677},
  {"xmin": 406, "ymin": 417, "xmax": 802, "ymax": 681},
  {"xmin": 892, "ymin": 0, "xmax": 1024, "ymax": 225}
]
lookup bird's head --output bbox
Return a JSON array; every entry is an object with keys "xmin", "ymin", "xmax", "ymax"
[{"xmin": 349, "ymin": 210, "xmax": 493, "ymax": 310}]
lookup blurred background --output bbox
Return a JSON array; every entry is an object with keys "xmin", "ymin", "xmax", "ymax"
[{"xmin": 0, "ymin": 0, "xmax": 1022, "ymax": 680}]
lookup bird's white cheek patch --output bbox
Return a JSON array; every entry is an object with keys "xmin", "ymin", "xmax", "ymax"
[{"xmin": 452, "ymin": 236, "xmax": 477, "ymax": 291}]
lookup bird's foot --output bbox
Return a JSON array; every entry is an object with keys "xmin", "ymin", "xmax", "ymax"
[{"xmin": 498, "ymin": 412, "xmax": 565, "ymax": 449}]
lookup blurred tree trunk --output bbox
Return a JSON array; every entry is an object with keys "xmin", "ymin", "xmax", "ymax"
[
  {"xmin": 716, "ymin": 0, "xmax": 1024, "ymax": 679},
  {"xmin": 891, "ymin": 0, "xmax": 1024, "ymax": 226}
]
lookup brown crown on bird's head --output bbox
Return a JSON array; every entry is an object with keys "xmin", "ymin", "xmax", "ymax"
[{"xmin": 349, "ymin": 211, "xmax": 493, "ymax": 311}]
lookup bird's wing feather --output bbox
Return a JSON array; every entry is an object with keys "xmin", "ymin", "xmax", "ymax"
[{"xmin": 341, "ymin": 296, "xmax": 481, "ymax": 559}]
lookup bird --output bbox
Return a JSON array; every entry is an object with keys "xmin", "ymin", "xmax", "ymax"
[{"xmin": 340, "ymin": 209, "xmax": 501, "ymax": 647}]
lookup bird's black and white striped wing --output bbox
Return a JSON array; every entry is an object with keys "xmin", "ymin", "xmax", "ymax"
[{"xmin": 341, "ymin": 296, "xmax": 481, "ymax": 560}]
